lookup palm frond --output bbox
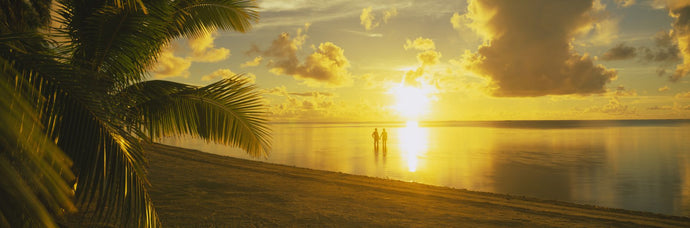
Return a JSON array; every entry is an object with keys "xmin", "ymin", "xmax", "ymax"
[
  {"xmin": 58, "ymin": 0, "xmax": 170, "ymax": 88},
  {"xmin": 1, "ymin": 28, "xmax": 157, "ymax": 226},
  {"xmin": 125, "ymin": 75, "xmax": 271, "ymax": 157},
  {"xmin": 51, "ymin": 83, "xmax": 159, "ymax": 227},
  {"xmin": 111, "ymin": 0, "xmax": 149, "ymax": 14},
  {"xmin": 0, "ymin": 54, "xmax": 75, "ymax": 228},
  {"xmin": 3, "ymin": 1, "xmax": 265, "ymax": 227},
  {"xmin": 0, "ymin": 0, "xmax": 52, "ymax": 33},
  {"xmin": 169, "ymin": 0, "xmax": 259, "ymax": 38}
]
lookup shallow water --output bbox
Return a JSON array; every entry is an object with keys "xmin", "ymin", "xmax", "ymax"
[{"xmin": 163, "ymin": 120, "xmax": 690, "ymax": 217}]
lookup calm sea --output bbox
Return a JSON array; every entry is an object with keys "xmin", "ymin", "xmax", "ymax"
[{"xmin": 163, "ymin": 119, "xmax": 690, "ymax": 217}]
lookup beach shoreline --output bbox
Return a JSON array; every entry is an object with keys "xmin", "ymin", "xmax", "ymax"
[{"xmin": 146, "ymin": 143, "xmax": 690, "ymax": 227}]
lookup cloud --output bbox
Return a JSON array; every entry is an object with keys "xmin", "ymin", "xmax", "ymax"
[
  {"xmin": 402, "ymin": 67, "xmax": 425, "ymax": 87},
  {"xmin": 598, "ymin": 31, "xmax": 679, "ymax": 67},
  {"xmin": 676, "ymin": 91, "xmax": 690, "ymax": 98},
  {"xmin": 450, "ymin": 12, "xmax": 465, "ymax": 32},
  {"xmin": 356, "ymin": 73, "xmax": 399, "ymax": 90},
  {"xmin": 257, "ymin": 28, "xmax": 353, "ymax": 87},
  {"xmin": 360, "ymin": 6, "xmax": 398, "ymax": 31},
  {"xmin": 586, "ymin": 84, "xmax": 638, "ymax": 115},
  {"xmin": 188, "ymin": 31, "xmax": 230, "ymax": 62},
  {"xmin": 647, "ymin": 104, "xmax": 674, "ymax": 110},
  {"xmin": 450, "ymin": 12, "xmax": 483, "ymax": 43},
  {"xmin": 341, "ymin": 29, "xmax": 383, "ymax": 37},
  {"xmin": 579, "ymin": 2, "xmax": 620, "ymax": 46},
  {"xmin": 599, "ymin": 31, "xmax": 679, "ymax": 77},
  {"xmin": 241, "ymin": 56, "xmax": 263, "ymax": 68},
  {"xmin": 585, "ymin": 97, "xmax": 635, "ymax": 115},
  {"xmin": 401, "ymin": 37, "xmax": 442, "ymax": 87},
  {"xmin": 404, "ymin": 37, "xmax": 436, "ymax": 51},
  {"xmin": 151, "ymin": 30, "xmax": 232, "ymax": 78},
  {"xmin": 264, "ymin": 89, "xmax": 396, "ymax": 122},
  {"xmin": 360, "ymin": 7, "xmax": 378, "ymax": 31},
  {"xmin": 201, "ymin": 69, "xmax": 235, "ymax": 81},
  {"xmin": 614, "ymin": 0, "xmax": 636, "ymax": 7},
  {"xmin": 151, "ymin": 46, "xmax": 191, "ymax": 79},
  {"xmin": 601, "ymin": 43, "xmax": 637, "ymax": 61},
  {"xmin": 613, "ymin": 85, "xmax": 637, "ymax": 97},
  {"xmin": 648, "ymin": 102, "xmax": 690, "ymax": 111},
  {"xmin": 262, "ymin": 85, "xmax": 289, "ymax": 96},
  {"xmin": 417, "ymin": 50, "xmax": 442, "ymax": 66},
  {"xmin": 200, "ymin": 69, "xmax": 256, "ymax": 83},
  {"xmin": 263, "ymin": 86, "xmax": 344, "ymax": 121},
  {"xmin": 289, "ymin": 91, "xmax": 335, "ymax": 97},
  {"xmin": 461, "ymin": 0, "xmax": 617, "ymax": 97},
  {"xmin": 292, "ymin": 42, "xmax": 352, "ymax": 86},
  {"xmin": 383, "ymin": 8, "xmax": 398, "ymax": 23},
  {"xmin": 659, "ymin": 85, "xmax": 670, "ymax": 92},
  {"xmin": 660, "ymin": 0, "xmax": 690, "ymax": 81},
  {"xmin": 641, "ymin": 30, "xmax": 680, "ymax": 63},
  {"xmin": 660, "ymin": 0, "xmax": 690, "ymax": 9}
]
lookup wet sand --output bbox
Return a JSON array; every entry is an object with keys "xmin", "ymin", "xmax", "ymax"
[{"xmin": 146, "ymin": 143, "xmax": 690, "ymax": 227}]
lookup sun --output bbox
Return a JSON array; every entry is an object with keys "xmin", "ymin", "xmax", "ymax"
[{"xmin": 390, "ymin": 84, "xmax": 433, "ymax": 120}]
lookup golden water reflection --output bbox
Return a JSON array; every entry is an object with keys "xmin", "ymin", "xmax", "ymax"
[
  {"xmin": 164, "ymin": 120, "xmax": 690, "ymax": 217},
  {"xmin": 398, "ymin": 121, "xmax": 429, "ymax": 172}
]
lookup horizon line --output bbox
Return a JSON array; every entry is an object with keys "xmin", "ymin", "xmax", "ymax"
[{"xmin": 268, "ymin": 118, "xmax": 690, "ymax": 124}]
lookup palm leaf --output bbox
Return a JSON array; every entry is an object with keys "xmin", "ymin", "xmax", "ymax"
[
  {"xmin": 124, "ymin": 75, "xmax": 271, "ymax": 157},
  {"xmin": 0, "ymin": 0, "xmax": 52, "ymax": 33},
  {"xmin": 1, "ymin": 28, "xmax": 158, "ymax": 227},
  {"xmin": 57, "ymin": 0, "xmax": 170, "ymax": 89},
  {"xmin": 49, "ymin": 79, "xmax": 159, "ymax": 227},
  {"xmin": 168, "ymin": 0, "xmax": 259, "ymax": 38},
  {"xmin": 111, "ymin": 0, "xmax": 149, "ymax": 14},
  {"xmin": 0, "ymin": 45, "xmax": 76, "ymax": 227},
  {"xmin": 3, "ymin": 1, "xmax": 265, "ymax": 227},
  {"xmin": 58, "ymin": 0, "xmax": 259, "ymax": 90}
]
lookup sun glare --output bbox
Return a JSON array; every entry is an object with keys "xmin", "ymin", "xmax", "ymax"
[
  {"xmin": 391, "ymin": 85, "xmax": 433, "ymax": 120},
  {"xmin": 399, "ymin": 120, "xmax": 428, "ymax": 172}
]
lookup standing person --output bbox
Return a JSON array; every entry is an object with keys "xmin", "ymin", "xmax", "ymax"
[
  {"xmin": 381, "ymin": 128, "xmax": 388, "ymax": 147},
  {"xmin": 372, "ymin": 128, "xmax": 380, "ymax": 148}
]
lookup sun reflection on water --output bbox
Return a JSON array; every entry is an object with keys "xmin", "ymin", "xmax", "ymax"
[{"xmin": 398, "ymin": 121, "xmax": 429, "ymax": 172}]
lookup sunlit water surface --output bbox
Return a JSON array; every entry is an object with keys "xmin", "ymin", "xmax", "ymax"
[{"xmin": 163, "ymin": 120, "xmax": 690, "ymax": 217}]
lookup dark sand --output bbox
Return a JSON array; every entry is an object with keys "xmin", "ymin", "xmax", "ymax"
[{"xmin": 147, "ymin": 144, "xmax": 690, "ymax": 227}]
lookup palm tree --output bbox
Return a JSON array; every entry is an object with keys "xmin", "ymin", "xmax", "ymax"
[{"xmin": 1, "ymin": 0, "xmax": 270, "ymax": 227}]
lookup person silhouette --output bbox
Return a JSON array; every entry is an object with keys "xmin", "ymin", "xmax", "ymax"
[
  {"xmin": 372, "ymin": 128, "xmax": 380, "ymax": 148},
  {"xmin": 381, "ymin": 128, "xmax": 388, "ymax": 147}
]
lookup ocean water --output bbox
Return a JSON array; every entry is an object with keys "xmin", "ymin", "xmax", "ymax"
[{"xmin": 163, "ymin": 119, "xmax": 690, "ymax": 217}]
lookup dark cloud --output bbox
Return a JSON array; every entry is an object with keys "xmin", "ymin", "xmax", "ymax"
[
  {"xmin": 462, "ymin": 0, "xmax": 617, "ymax": 97},
  {"xmin": 647, "ymin": 105, "xmax": 673, "ymax": 110},
  {"xmin": 601, "ymin": 43, "xmax": 637, "ymax": 61},
  {"xmin": 641, "ymin": 31, "xmax": 680, "ymax": 63},
  {"xmin": 599, "ymin": 31, "xmax": 680, "ymax": 78},
  {"xmin": 613, "ymin": 0, "xmax": 635, "ymax": 7}
]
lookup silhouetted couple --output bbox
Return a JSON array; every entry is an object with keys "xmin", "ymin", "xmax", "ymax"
[{"xmin": 372, "ymin": 128, "xmax": 387, "ymax": 149}]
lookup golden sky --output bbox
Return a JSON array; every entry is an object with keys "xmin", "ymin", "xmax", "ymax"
[{"xmin": 151, "ymin": 0, "xmax": 690, "ymax": 122}]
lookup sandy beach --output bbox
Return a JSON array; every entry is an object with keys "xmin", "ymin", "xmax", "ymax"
[{"xmin": 146, "ymin": 143, "xmax": 690, "ymax": 227}]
